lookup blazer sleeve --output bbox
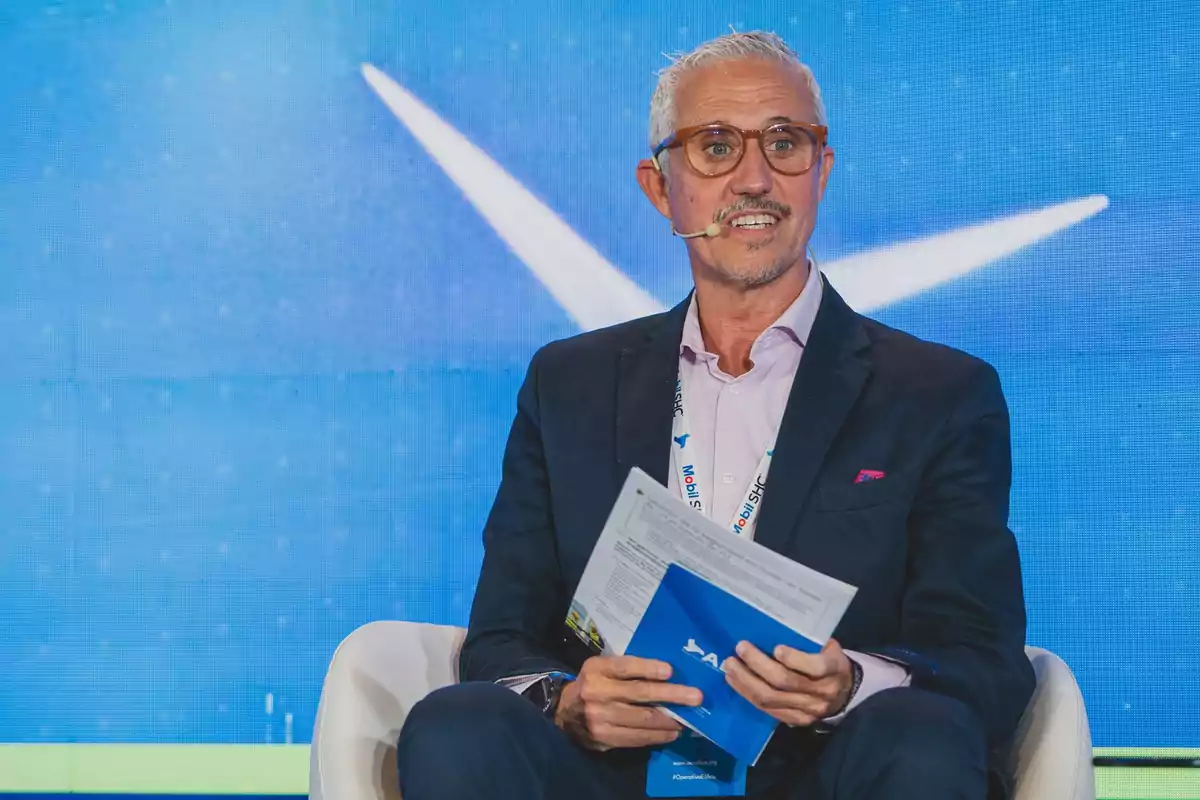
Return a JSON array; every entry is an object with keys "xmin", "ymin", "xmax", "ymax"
[
  {"xmin": 872, "ymin": 361, "xmax": 1036, "ymax": 747},
  {"xmin": 458, "ymin": 350, "xmax": 575, "ymax": 683}
]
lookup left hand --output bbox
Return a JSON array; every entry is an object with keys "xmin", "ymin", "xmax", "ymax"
[{"xmin": 722, "ymin": 638, "xmax": 854, "ymax": 727}]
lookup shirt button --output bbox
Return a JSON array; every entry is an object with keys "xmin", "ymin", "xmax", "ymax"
[{"xmin": 721, "ymin": 473, "xmax": 735, "ymax": 484}]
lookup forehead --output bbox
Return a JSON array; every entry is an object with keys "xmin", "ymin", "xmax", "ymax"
[{"xmin": 672, "ymin": 57, "xmax": 818, "ymax": 129}]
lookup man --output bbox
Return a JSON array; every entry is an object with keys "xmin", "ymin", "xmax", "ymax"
[{"xmin": 397, "ymin": 30, "xmax": 1034, "ymax": 799}]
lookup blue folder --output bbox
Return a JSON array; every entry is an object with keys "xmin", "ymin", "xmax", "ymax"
[{"xmin": 625, "ymin": 562, "xmax": 824, "ymax": 765}]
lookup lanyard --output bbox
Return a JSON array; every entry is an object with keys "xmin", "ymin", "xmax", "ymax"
[{"xmin": 671, "ymin": 377, "xmax": 775, "ymax": 537}]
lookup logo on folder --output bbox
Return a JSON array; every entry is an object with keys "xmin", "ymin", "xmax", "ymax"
[{"xmin": 683, "ymin": 638, "xmax": 722, "ymax": 671}]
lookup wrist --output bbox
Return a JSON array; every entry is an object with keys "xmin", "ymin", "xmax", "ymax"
[
  {"xmin": 835, "ymin": 657, "xmax": 863, "ymax": 716},
  {"xmin": 521, "ymin": 671, "xmax": 576, "ymax": 724},
  {"xmin": 548, "ymin": 674, "xmax": 578, "ymax": 728}
]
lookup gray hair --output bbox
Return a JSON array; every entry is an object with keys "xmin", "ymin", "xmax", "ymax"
[{"xmin": 648, "ymin": 31, "xmax": 827, "ymax": 169}]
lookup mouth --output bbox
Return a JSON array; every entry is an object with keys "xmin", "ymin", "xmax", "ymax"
[{"xmin": 725, "ymin": 212, "xmax": 781, "ymax": 231}]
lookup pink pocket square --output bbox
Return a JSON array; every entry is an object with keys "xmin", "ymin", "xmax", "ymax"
[{"xmin": 855, "ymin": 469, "xmax": 887, "ymax": 483}]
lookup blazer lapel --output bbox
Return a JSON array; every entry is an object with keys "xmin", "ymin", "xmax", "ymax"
[
  {"xmin": 614, "ymin": 295, "xmax": 691, "ymax": 489},
  {"xmin": 753, "ymin": 279, "xmax": 873, "ymax": 556}
]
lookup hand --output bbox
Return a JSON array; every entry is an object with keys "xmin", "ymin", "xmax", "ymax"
[
  {"xmin": 722, "ymin": 638, "xmax": 854, "ymax": 727},
  {"xmin": 554, "ymin": 655, "xmax": 704, "ymax": 752}
]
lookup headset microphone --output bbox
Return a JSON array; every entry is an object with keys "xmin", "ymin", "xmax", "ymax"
[{"xmin": 671, "ymin": 222, "xmax": 721, "ymax": 239}]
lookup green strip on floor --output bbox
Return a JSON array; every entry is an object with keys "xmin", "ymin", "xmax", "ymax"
[
  {"xmin": 0, "ymin": 744, "xmax": 1197, "ymax": 797},
  {"xmin": 0, "ymin": 745, "xmax": 308, "ymax": 795}
]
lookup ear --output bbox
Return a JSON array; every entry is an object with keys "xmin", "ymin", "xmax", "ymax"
[
  {"xmin": 636, "ymin": 157, "xmax": 674, "ymax": 220},
  {"xmin": 816, "ymin": 145, "xmax": 835, "ymax": 202}
]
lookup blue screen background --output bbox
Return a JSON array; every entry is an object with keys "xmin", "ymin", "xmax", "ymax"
[{"xmin": 1, "ymin": 0, "xmax": 1197, "ymax": 748}]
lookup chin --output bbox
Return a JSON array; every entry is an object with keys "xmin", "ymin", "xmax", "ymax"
[{"xmin": 716, "ymin": 257, "xmax": 795, "ymax": 288}]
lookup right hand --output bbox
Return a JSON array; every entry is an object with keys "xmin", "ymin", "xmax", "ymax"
[{"xmin": 554, "ymin": 655, "xmax": 703, "ymax": 752}]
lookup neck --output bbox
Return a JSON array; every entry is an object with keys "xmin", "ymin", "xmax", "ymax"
[{"xmin": 693, "ymin": 261, "xmax": 810, "ymax": 377}]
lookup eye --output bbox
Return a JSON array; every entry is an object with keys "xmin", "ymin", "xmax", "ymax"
[{"xmin": 689, "ymin": 128, "xmax": 741, "ymax": 161}]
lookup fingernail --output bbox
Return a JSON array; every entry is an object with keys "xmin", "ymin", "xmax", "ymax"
[
  {"xmin": 774, "ymin": 646, "xmax": 785, "ymax": 660},
  {"xmin": 735, "ymin": 642, "xmax": 748, "ymax": 657}
]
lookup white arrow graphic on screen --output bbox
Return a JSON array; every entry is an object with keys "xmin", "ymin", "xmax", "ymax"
[{"xmin": 361, "ymin": 63, "xmax": 1108, "ymax": 329}]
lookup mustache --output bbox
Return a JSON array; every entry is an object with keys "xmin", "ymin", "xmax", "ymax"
[{"xmin": 714, "ymin": 197, "xmax": 792, "ymax": 224}]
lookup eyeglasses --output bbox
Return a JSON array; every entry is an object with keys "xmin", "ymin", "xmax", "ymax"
[{"xmin": 652, "ymin": 122, "xmax": 828, "ymax": 177}]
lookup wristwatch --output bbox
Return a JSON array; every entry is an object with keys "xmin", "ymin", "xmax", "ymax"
[
  {"xmin": 530, "ymin": 671, "xmax": 574, "ymax": 720},
  {"xmin": 835, "ymin": 656, "xmax": 864, "ymax": 717},
  {"xmin": 846, "ymin": 656, "xmax": 864, "ymax": 705}
]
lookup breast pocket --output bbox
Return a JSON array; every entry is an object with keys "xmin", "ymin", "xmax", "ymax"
[{"xmin": 811, "ymin": 471, "xmax": 914, "ymax": 512}]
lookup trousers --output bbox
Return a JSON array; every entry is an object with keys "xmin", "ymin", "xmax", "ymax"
[{"xmin": 396, "ymin": 681, "xmax": 990, "ymax": 799}]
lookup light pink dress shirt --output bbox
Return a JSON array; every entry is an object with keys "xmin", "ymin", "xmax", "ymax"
[{"xmin": 666, "ymin": 265, "xmax": 910, "ymax": 723}]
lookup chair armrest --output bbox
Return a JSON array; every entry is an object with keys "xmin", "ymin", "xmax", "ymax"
[
  {"xmin": 1010, "ymin": 646, "xmax": 1096, "ymax": 800},
  {"xmin": 310, "ymin": 621, "xmax": 467, "ymax": 800}
]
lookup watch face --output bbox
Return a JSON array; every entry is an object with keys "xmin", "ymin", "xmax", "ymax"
[{"xmin": 540, "ymin": 678, "xmax": 563, "ymax": 716}]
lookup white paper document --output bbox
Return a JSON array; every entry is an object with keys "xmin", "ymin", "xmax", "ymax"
[{"xmin": 567, "ymin": 467, "xmax": 857, "ymax": 658}]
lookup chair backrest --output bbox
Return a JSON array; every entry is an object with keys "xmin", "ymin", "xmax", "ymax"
[
  {"xmin": 1009, "ymin": 646, "xmax": 1096, "ymax": 800},
  {"xmin": 310, "ymin": 621, "xmax": 466, "ymax": 800}
]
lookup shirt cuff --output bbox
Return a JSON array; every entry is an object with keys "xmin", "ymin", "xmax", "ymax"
[
  {"xmin": 495, "ymin": 672, "xmax": 556, "ymax": 696},
  {"xmin": 821, "ymin": 650, "xmax": 912, "ymax": 725}
]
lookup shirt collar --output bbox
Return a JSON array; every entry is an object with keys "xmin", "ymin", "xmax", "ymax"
[{"xmin": 680, "ymin": 261, "xmax": 824, "ymax": 359}]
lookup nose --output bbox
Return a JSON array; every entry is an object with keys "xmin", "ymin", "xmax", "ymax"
[{"xmin": 728, "ymin": 140, "xmax": 774, "ymax": 196}]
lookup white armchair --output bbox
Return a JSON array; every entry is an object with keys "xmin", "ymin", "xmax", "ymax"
[{"xmin": 310, "ymin": 621, "xmax": 1095, "ymax": 800}]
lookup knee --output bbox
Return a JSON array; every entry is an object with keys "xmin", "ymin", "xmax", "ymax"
[
  {"xmin": 397, "ymin": 682, "xmax": 545, "ymax": 797},
  {"xmin": 851, "ymin": 688, "xmax": 983, "ymax": 744},
  {"xmin": 845, "ymin": 688, "xmax": 987, "ymax": 779},
  {"xmin": 399, "ymin": 681, "xmax": 536, "ymax": 753}
]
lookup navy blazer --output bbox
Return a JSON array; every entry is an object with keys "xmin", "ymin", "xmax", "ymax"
[{"xmin": 461, "ymin": 277, "xmax": 1035, "ymax": 752}]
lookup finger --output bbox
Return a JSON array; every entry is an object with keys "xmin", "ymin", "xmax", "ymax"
[
  {"xmin": 614, "ymin": 679, "xmax": 704, "ymax": 708},
  {"xmin": 724, "ymin": 657, "xmax": 826, "ymax": 717},
  {"xmin": 771, "ymin": 707, "xmax": 822, "ymax": 728},
  {"xmin": 596, "ymin": 703, "xmax": 684, "ymax": 731},
  {"xmin": 592, "ymin": 722, "xmax": 681, "ymax": 750},
  {"xmin": 734, "ymin": 642, "xmax": 807, "ymax": 692},
  {"xmin": 582, "ymin": 677, "xmax": 703, "ymax": 708},
  {"xmin": 725, "ymin": 664, "xmax": 826, "ymax": 726},
  {"xmin": 722, "ymin": 655, "xmax": 782, "ymax": 708},
  {"xmin": 773, "ymin": 644, "xmax": 838, "ymax": 680},
  {"xmin": 600, "ymin": 656, "xmax": 673, "ymax": 681}
]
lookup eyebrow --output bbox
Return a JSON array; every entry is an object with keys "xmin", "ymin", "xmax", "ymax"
[{"xmin": 700, "ymin": 115, "xmax": 798, "ymax": 127}]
